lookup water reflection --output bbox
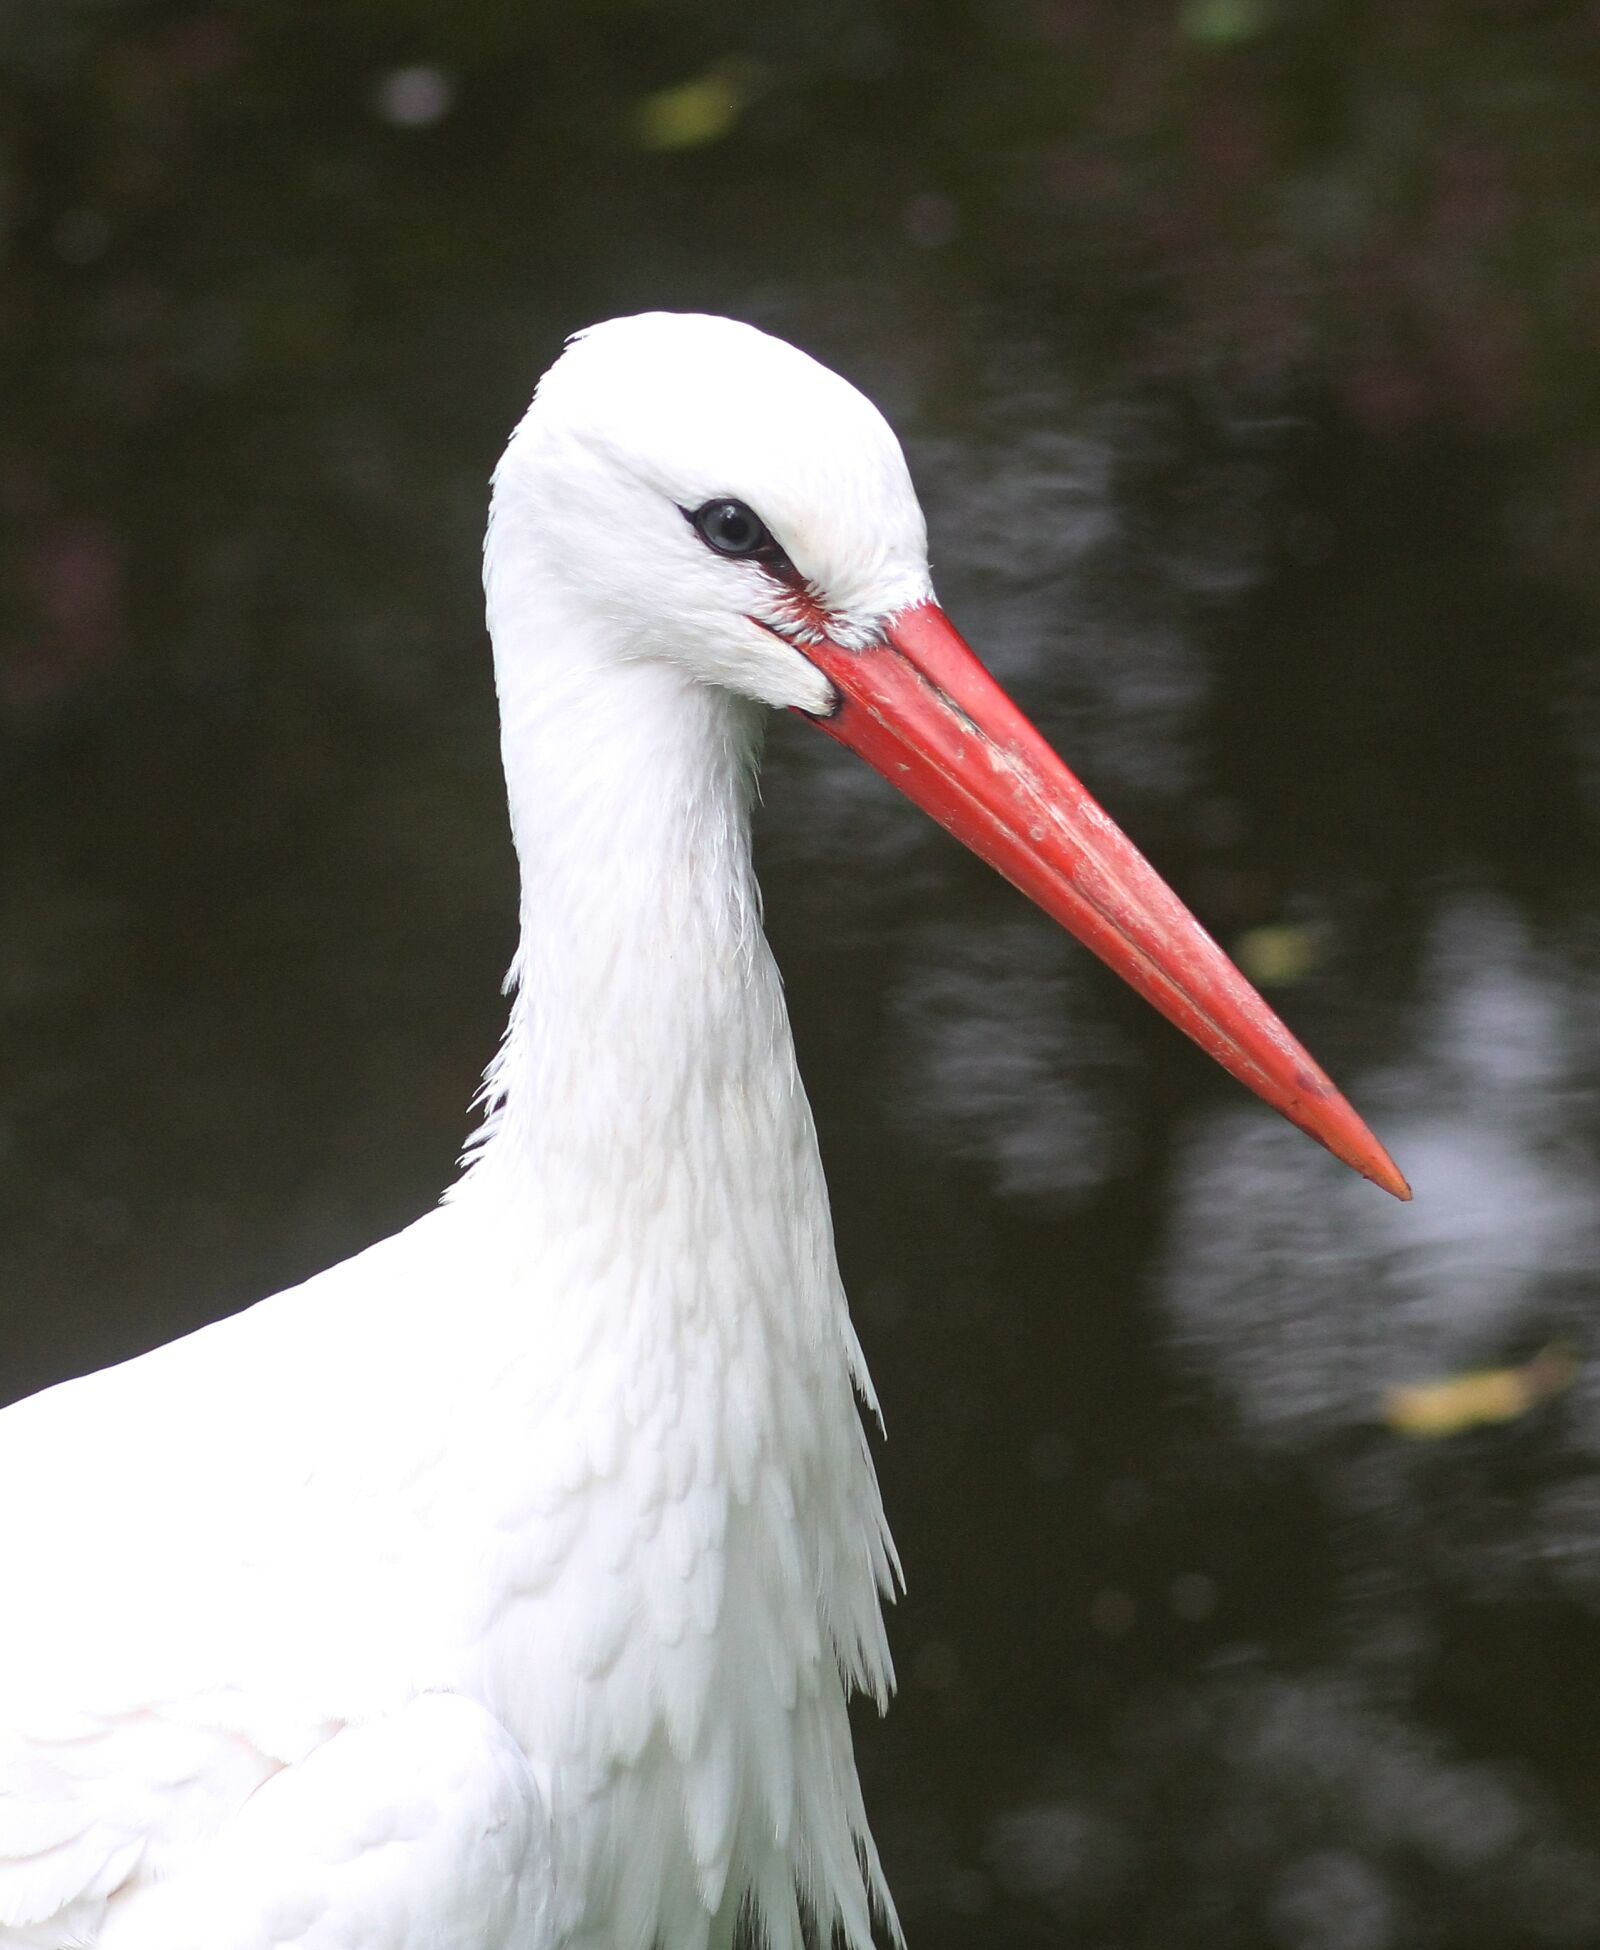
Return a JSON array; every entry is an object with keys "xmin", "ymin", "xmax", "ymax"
[
  {"xmin": 1163, "ymin": 892, "xmax": 1600, "ymax": 1450},
  {"xmin": 991, "ymin": 1668, "xmax": 1600, "ymax": 1948},
  {"xmin": 889, "ymin": 918, "xmax": 1133, "ymax": 1210}
]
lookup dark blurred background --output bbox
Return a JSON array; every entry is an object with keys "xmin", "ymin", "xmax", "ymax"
[{"xmin": 5, "ymin": 3, "xmax": 1600, "ymax": 1944}]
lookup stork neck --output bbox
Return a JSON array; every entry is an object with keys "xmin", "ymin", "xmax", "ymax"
[
  {"xmin": 455, "ymin": 544, "xmax": 900, "ymax": 1950},
  {"xmin": 464, "ymin": 590, "xmax": 788, "ymax": 1233}
]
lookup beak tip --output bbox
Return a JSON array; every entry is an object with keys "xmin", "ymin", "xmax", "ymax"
[
  {"xmin": 1370, "ymin": 1160, "xmax": 1414, "ymax": 1202},
  {"xmin": 1343, "ymin": 1130, "xmax": 1412, "ymax": 1202},
  {"xmin": 1298, "ymin": 1088, "xmax": 1411, "ymax": 1202}
]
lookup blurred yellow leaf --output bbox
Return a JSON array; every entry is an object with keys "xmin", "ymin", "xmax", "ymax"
[
  {"xmin": 1384, "ymin": 1345, "xmax": 1575, "ymax": 1438},
  {"xmin": 631, "ymin": 62, "xmax": 756, "ymax": 153},
  {"xmin": 1232, "ymin": 922, "xmax": 1319, "ymax": 987}
]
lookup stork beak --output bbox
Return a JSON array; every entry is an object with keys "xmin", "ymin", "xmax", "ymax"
[{"xmin": 795, "ymin": 599, "xmax": 1410, "ymax": 1200}]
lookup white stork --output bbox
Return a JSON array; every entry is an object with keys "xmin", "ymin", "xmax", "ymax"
[{"xmin": 0, "ymin": 313, "xmax": 1407, "ymax": 1950}]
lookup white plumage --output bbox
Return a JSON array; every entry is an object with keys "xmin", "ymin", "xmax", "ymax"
[
  {"xmin": 1, "ymin": 315, "xmax": 918, "ymax": 1950},
  {"xmin": 0, "ymin": 311, "xmax": 1406, "ymax": 1950}
]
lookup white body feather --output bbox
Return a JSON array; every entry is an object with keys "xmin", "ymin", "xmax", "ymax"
[{"xmin": 0, "ymin": 315, "xmax": 936, "ymax": 1950}]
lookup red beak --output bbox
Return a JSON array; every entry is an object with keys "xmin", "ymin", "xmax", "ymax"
[{"xmin": 796, "ymin": 600, "xmax": 1410, "ymax": 1200}]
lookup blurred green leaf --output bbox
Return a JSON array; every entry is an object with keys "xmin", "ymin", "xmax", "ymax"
[
  {"xmin": 630, "ymin": 61, "xmax": 756, "ymax": 153},
  {"xmin": 1179, "ymin": 0, "xmax": 1274, "ymax": 46},
  {"xmin": 1232, "ymin": 922, "xmax": 1319, "ymax": 987}
]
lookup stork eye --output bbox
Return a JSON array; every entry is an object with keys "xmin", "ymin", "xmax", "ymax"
[{"xmin": 690, "ymin": 498, "xmax": 778, "ymax": 561}]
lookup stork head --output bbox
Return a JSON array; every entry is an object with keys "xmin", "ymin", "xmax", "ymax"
[
  {"xmin": 488, "ymin": 311, "xmax": 933, "ymax": 713},
  {"xmin": 489, "ymin": 311, "xmax": 1409, "ymax": 1201}
]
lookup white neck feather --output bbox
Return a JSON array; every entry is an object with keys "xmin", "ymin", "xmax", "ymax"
[
  {"xmin": 454, "ymin": 536, "xmax": 901, "ymax": 1950},
  {"xmin": 473, "ymin": 588, "xmax": 770, "ymax": 1210}
]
